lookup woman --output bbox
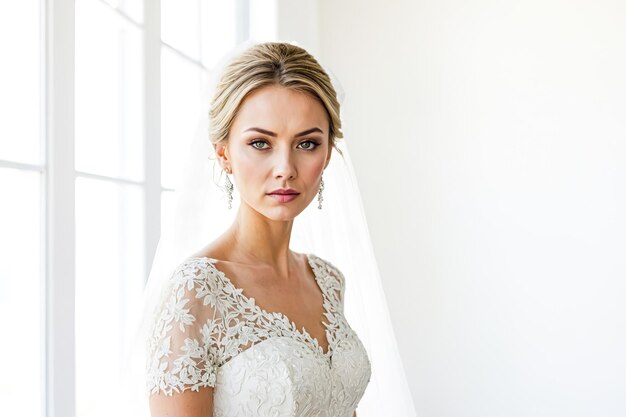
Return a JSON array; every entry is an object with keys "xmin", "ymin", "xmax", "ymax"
[
  {"xmin": 139, "ymin": 41, "xmax": 415, "ymax": 417},
  {"xmin": 145, "ymin": 42, "xmax": 369, "ymax": 417}
]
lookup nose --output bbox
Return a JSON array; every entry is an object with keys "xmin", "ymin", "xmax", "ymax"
[{"xmin": 273, "ymin": 147, "xmax": 297, "ymax": 180}]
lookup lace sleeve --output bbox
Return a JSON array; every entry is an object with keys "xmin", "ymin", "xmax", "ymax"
[
  {"xmin": 314, "ymin": 255, "xmax": 346, "ymax": 312},
  {"xmin": 331, "ymin": 264, "xmax": 346, "ymax": 310},
  {"xmin": 146, "ymin": 259, "xmax": 222, "ymax": 396}
]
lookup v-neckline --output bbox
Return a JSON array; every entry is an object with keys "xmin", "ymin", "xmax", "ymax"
[{"xmin": 193, "ymin": 253, "xmax": 334, "ymax": 358}]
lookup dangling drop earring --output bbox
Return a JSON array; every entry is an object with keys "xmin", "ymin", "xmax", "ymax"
[
  {"xmin": 224, "ymin": 168, "xmax": 234, "ymax": 209},
  {"xmin": 317, "ymin": 175, "xmax": 324, "ymax": 209}
]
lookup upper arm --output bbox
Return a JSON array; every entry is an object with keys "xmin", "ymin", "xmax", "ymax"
[
  {"xmin": 146, "ymin": 260, "xmax": 221, "ymax": 416},
  {"xmin": 150, "ymin": 388, "xmax": 213, "ymax": 417}
]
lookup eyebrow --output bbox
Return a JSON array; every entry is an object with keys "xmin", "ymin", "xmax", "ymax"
[{"xmin": 243, "ymin": 127, "xmax": 324, "ymax": 137}]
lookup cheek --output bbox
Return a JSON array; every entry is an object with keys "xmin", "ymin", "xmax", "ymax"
[
  {"xmin": 308, "ymin": 153, "xmax": 328, "ymax": 174},
  {"xmin": 307, "ymin": 160, "xmax": 326, "ymax": 177},
  {"xmin": 230, "ymin": 145, "xmax": 261, "ymax": 173},
  {"xmin": 232, "ymin": 163, "xmax": 261, "ymax": 189}
]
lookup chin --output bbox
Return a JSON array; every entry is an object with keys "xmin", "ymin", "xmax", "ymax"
[
  {"xmin": 245, "ymin": 196, "xmax": 312, "ymax": 221},
  {"xmin": 260, "ymin": 201, "xmax": 309, "ymax": 221},
  {"xmin": 264, "ymin": 207, "xmax": 302, "ymax": 222}
]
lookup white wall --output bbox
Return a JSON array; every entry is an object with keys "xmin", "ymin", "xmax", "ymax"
[{"xmin": 311, "ymin": 1, "xmax": 626, "ymax": 416}]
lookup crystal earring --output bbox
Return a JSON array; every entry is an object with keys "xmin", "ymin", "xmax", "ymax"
[
  {"xmin": 224, "ymin": 169, "xmax": 233, "ymax": 209},
  {"xmin": 317, "ymin": 175, "xmax": 324, "ymax": 209}
]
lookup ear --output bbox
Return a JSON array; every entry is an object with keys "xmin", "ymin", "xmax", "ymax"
[{"xmin": 215, "ymin": 141, "xmax": 231, "ymax": 171}]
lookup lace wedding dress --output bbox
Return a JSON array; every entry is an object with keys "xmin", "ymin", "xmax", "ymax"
[{"xmin": 146, "ymin": 253, "xmax": 372, "ymax": 417}]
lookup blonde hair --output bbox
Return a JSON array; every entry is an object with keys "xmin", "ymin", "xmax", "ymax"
[{"xmin": 208, "ymin": 42, "xmax": 344, "ymax": 157}]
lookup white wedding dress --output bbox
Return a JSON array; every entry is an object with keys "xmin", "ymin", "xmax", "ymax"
[{"xmin": 146, "ymin": 253, "xmax": 372, "ymax": 417}]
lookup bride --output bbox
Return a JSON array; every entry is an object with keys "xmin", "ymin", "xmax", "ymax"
[{"xmin": 136, "ymin": 41, "xmax": 416, "ymax": 417}]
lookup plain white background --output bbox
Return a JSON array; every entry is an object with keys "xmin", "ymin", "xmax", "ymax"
[{"xmin": 278, "ymin": 0, "xmax": 626, "ymax": 416}]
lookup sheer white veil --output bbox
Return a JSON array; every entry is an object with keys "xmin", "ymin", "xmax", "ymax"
[{"xmin": 122, "ymin": 40, "xmax": 417, "ymax": 417}]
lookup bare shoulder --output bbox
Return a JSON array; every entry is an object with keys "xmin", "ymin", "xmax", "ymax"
[
  {"xmin": 292, "ymin": 249, "xmax": 310, "ymax": 265},
  {"xmin": 189, "ymin": 239, "xmax": 231, "ymax": 262}
]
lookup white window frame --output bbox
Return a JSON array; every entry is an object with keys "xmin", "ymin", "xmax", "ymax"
[{"xmin": 45, "ymin": 0, "xmax": 75, "ymax": 415}]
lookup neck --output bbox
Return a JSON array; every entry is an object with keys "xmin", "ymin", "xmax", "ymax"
[{"xmin": 224, "ymin": 202, "xmax": 298, "ymax": 276}]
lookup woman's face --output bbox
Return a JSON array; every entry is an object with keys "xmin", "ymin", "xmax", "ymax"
[{"xmin": 217, "ymin": 84, "xmax": 332, "ymax": 221}]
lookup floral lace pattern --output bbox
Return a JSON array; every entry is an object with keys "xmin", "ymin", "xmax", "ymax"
[{"xmin": 146, "ymin": 253, "xmax": 371, "ymax": 416}]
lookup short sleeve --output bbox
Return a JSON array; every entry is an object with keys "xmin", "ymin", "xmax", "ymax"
[
  {"xmin": 312, "ymin": 254, "xmax": 346, "ymax": 312},
  {"xmin": 328, "ymin": 263, "xmax": 346, "ymax": 310},
  {"xmin": 145, "ymin": 259, "xmax": 223, "ymax": 396}
]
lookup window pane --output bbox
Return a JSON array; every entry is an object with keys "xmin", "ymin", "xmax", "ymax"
[
  {"xmin": 161, "ymin": 47, "xmax": 203, "ymax": 189},
  {"xmin": 0, "ymin": 168, "xmax": 42, "ymax": 415},
  {"xmin": 121, "ymin": 0, "xmax": 144, "ymax": 24},
  {"xmin": 101, "ymin": 0, "xmax": 143, "ymax": 23},
  {"xmin": 75, "ymin": 177, "xmax": 144, "ymax": 417},
  {"xmin": 161, "ymin": 189, "xmax": 175, "ymax": 232},
  {"xmin": 0, "ymin": 1, "xmax": 41, "ymax": 165},
  {"xmin": 200, "ymin": 1, "xmax": 237, "ymax": 68},
  {"xmin": 75, "ymin": 0, "xmax": 144, "ymax": 181},
  {"xmin": 161, "ymin": 0, "xmax": 200, "ymax": 60}
]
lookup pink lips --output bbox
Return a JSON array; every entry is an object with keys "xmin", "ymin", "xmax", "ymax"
[{"xmin": 267, "ymin": 188, "xmax": 300, "ymax": 203}]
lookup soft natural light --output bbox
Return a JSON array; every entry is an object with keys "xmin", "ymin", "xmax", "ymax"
[
  {"xmin": 161, "ymin": 0, "xmax": 200, "ymax": 59},
  {"xmin": 160, "ymin": 47, "xmax": 204, "ymax": 189},
  {"xmin": 75, "ymin": 0, "xmax": 144, "ymax": 181},
  {"xmin": 74, "ymin": 1, "xmax": 146, "ymax": 415},
  {"xmin": 101, "ymin": 0, "xmax": 143, "ymax": 24},
  {"xmin": 160, "ymin": 190, "xmax": 176, "ymax": 233},
  {"xmin": 200, "ymin": 1, "xmax": 238, "ymax": 68},
  {"xmin": 0, "ymin": 0, "xmax": 43, "ymax": 414},
  {"xmin": 75, "ymin": 177, "xmax": 144, "ymax": 417},
  {"xmin": 249, "ymin": 0, "xmax": 278, "ymax": 42},
  {"xmin": 0, "ymin": 168, "xmax": 42, "ymax": 416},
  {"xmin": 0, "ymin": 1, "xmax": 41, "ymax": 164}
]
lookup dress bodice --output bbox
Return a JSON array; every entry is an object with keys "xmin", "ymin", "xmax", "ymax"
[{"xmin": 146, "ymin": 253, "xmax": 371, "ymax": 417}]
